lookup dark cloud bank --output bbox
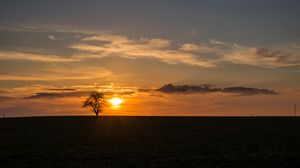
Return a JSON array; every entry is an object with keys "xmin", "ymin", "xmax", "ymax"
[
  {"xmin": 27, "ymin": 91, "xmax": 90, "ymax": 99},
  {"xmin": 26, "ymin": 91, "xmax": 135, "ymax": 99},
  {"xmin": 157, "ymin": 84, "xmax": 278, "ymax": 96},
  {"xmin": 23, "ymin": 83, "xmax": 278, "ymax": 99}
]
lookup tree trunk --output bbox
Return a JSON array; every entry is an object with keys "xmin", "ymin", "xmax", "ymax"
[{"xmin": 94, "ymin": 108, "xmax": 99, "ymax": 117}]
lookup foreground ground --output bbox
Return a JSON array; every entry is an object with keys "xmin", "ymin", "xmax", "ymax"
[{"xmin": 0, "ymin": 116, "xmax": 300, "ymax": 168}]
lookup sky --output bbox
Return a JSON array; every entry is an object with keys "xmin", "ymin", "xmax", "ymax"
[{"xmin": 0, "ymin": 0, "xmax": 299, "ymax": 117}]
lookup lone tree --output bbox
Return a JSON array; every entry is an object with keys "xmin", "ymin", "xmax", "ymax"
[{"xmin": 83, "ymin": 91, "xmax": 106, "ymax": 117}]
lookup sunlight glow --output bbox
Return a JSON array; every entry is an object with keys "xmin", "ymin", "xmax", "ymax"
[{"xmin": 109, "ymin": 97, "xmax": 123, "ymax": 108}]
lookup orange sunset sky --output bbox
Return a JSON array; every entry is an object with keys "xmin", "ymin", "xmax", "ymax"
[{"xmin": 0, "ymin": 0, "xmax": 299, "ymax": 117}]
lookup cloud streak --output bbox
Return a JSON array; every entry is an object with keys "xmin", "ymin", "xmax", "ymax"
[
  {"xmin": 223, "ymin": 45, "xmax": 300, "ymax": 68},
  {"xmin": 157, "ymin": 84, "xmax": 278, "ymax": 96},
  {"xmin": 0, "ymin": 67, "xmax": 112, "ymax": 81},
  {"xmin": 27, "ymin": 91, "xmax": 90, "ymax": 99},
  {"xmin": 0, "ymin": 51, "xmax": 79, "ymax": 62},
  {"xmin": 70, "ymin": 34, "xmax": 300, "ymax": 69},
  {"xmin": 70, "ymin": 35, "xmax": 217, "ymax": 67},
  {"xmin": 48, "ymin": 35, "xmax": 60, "ymax": 40},
  {"xmin": 179, "ymin": 43, "xmax": 215, "ymax": 53},
  {"xmin": 0, "ymin": 21, "xmax": 107, "ymax": 35},
  {"xmin": 0, "ymin": 83, "xmax": 139, "ymax": 99},
  {"xmin": 0, "ymin": 27, "xmax": 299, "ymax": 69}
]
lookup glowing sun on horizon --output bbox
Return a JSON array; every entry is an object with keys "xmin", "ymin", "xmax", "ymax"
[{"xmin": 109, "ymin": 97, "xmax": 123, "ymax": 108}]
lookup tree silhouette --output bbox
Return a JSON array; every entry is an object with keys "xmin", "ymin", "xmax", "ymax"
[{"xmin": 83, "ymin": 91, "xmax": 106, "ymax": 117}]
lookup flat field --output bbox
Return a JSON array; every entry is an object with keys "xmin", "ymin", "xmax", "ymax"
[{"xmin": 1, "ymin": 116, "xmax": 300, "ymax": 168}]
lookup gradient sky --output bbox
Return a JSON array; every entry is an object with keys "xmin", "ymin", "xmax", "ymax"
[{"xmin": 0, "ymin": 0, "xmax": 299, "ymax": 117}]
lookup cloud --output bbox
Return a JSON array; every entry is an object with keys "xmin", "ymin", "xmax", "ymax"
[
  {"xmin": 48, "ymin": 35, "xmax": 60, "ymax": 40},
  {"xmin": 222, "ymin": 87, "xmax": 278, "ymax": 95},
  {"xmin": 27, "ymin": 91, "xmax": 90, "ymax": 99},
  {"xmin": 157, "ymin": 84, "xmax": 278, "ymax": 96},
  {"xmin": 1, "ymin": 24, "xmax": 299, "ymax": 69},
  {"xmin": 0, "ymin": 83, "xmax": 139, "ymax": 100},
  {"xmin": 0, "ymin": 51, "xmax": 79, "ymax": 62},
  {"xmin": 157, "ymin": 84, "xmax": 219, "ymax": 94},
  {"xmin": 223, "ymin": 45, "xmax": 300, "ymax": 68},
  {"xmin": 0, "ymin": 21, "xmax": 107, "ymax": 35},
  {"xmin": 145, "ymin": 38, "xmax": 172, "ymax": 48},
  {"xmin": 26, "ymin": 90, "xmax": 136, "ymax": 99},
  {"xmin": 0, "ymin": 67, "xmax": 112, "ymax": 81},
  {"xmin": 179, "ymin": 43, "xmax": 215, "ymax": 53},
  {"xmin": 70, "ymin": 35, "xmax": 217, "ymax": 67},
  {"xmin": 46, "ymin": 88, "xmax": 77, "ymax": 91},
  {"xmin": 0, "ymin": 96, "xmax": 15, "ymax": 101},
  {"xmin": 74, "ymin": 34, "xmax": 300, "ymax": 69},
  {"xmin": 209, "ymin": 39, "xmax": 228, "ymax": 45},
  {"xmin": 82, "ymin": 35, "xmax": 128, "ymax": 43},
  {"xmin": 289, "ymin": 43, "xmax": 300, "ymax": 49}
]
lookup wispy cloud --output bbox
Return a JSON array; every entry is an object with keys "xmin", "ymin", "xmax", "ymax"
[
  {"xmin": 179, "ymin": 43, "xmax": 215, "ymax": 53},
  {"xmin": 223, "ymin": 44, "xmax": 300, "ymax": 68},
  {"xmin": 0, "ymin": 21, "xmax": 107, "ymax": 35},
  {"xmin": 209, "ymin": 39, "xmax": 228, "ymax": 45},
  {"xmin": 71, "ymin": 34, "xmax": 300, "ymax": 69},
  {"xmin": 0, "ymin": 66, "xmax": 112, "ymax": 81},
  {"xmin": 27, "ymin": 91, "xmax": 90, "ymax": 99},
  {"xmin": 70, "ymin": 35, "xmax": 217, "ymax": 67},
  {"xmin": 289, "ymin": 43, "xmax": 300, "ymax": 49},
  {"xmin": 1, "ymin": 23, "xmax": 299, "ymax": 69},
  {"xmin": 48, "ymin": 35, "xmax": 60, "ymax": 40},
  {"xmin": 0, "ymin": 83, "xmax": 139, "ymax": 98},
  {"xmin": 0, "ymin": 51, "xmax": 79, "ymax": 62},
  {"xmin": 26, "ymin": 90, "xmax": 136, "ymax": 99}
]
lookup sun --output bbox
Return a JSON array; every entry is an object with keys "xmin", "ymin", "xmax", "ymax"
[{"xmin": 109, "ymin": 97, "xmax": 123, "ymax": 107}]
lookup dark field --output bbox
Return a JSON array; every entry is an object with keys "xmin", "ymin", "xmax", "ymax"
[{"xmin": 1, "ymin": 117, "xmax": 300, "ymax": 168}]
